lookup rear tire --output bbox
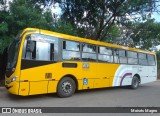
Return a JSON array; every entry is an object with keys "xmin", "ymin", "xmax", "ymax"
[
  {"xmin": 130, "ymin": 76, "xmax": 139, "ymax": 89},
  {"xmin": 57, "ymin": 77, "xmax": 76, "ymax": 98}
]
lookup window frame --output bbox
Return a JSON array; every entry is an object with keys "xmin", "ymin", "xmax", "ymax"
[
  {"xmin": 118, "ymin": 49, "xmax": 128, "ymax": 64},
  {"xmin": 63, "ymin": 40, "xmax": 80, "ymax": 52},
  {"xmin": 62, "ymin": 40, "xmax": 81, "ymax": 61},
  {"xmin": 82, "ymin": 43, "xmax": 97, "ymax": 53},
  {"xmin": 22, "ymin": 34, "xmax": 58, "ymax": 61},
  {"xmin": 138, "ymin": 52, "xmax": 148, "ymax": 66},
  {"xmin": 127, "ymin": 51, "xmax": 138, "ymax": 65},
  {"xmin": 97, "ymin": 46, "xmax": 114, "ymax": 63},
  {"xmin": 61, "ymin": 38, "xmax": 156, "ymax": 66},
  {"xmin": 81, "ymin": 43, "xmax": 97, "ymax": 62},
  {"xmin": 147, "ymin": 54, "xmax": 156, "ymax": 66}
]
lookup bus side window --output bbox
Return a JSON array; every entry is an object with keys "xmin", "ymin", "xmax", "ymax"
[
  {"xmin": 128, "ymin": 51, "xmax": 138, "ymax": 65},
  {"xmin": 147, "ymin": 54, "xmax": 156, "ymax": 66},
  {"xmin": 82, "ymin": 43, "xmax": 96, "ymax": 61},
  {"xmin": 25, "ymin": 40, "xmax": 36, "ymax": 60},
  {"xmin": 63, "ymin": 40, "xmax": 80, "ymax": 61},
  {"xmin": 114, "ymin": 49, "xmax": 119, "ymax": 63},
  {"xmin": 98, "ymin": 46, "xmax": 113, "ymax": 63},
  {"xmin": 119, "ymin": 49, "xmax": 127, "ymax": 64},
  {"xmin": 50, "ymin": 43, "xmax": 54, "ymax": 61},
  {"xmin": 31, "ymin": 41, "xmax": 36, "ymax": 60},
  {"xmin": 36, "ymin": 42, "xmax": 51, "ymax": 61},
  {"xmin": 23, "ymin": 34, "xmax": 59, "ymax": 61},
  {"xmin": 138, "ymin": 53, "xmax": 148, "ymax": 65}
]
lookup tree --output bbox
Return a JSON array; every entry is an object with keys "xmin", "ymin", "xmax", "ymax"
[
  {"xmin": 8, "ymin": 0, "xmax": 53, "ymax": 35},
  {"xmin": 52, "ymin": 20, "xmax": 78, "ymax": 36},
  {"xmin": 130, "ymin": 19, "xmax": 160, "ymax": 50},
  {"xmin": 0, "ymin": 0, "xmax": 11, "ymax": 53},
  {"xmin": 58, "ymin": 0, "xmax": 158, "ymax": 41},
  {"xmin": 0, "ymin": 0, "xmax": 54, "ymax": 53}
]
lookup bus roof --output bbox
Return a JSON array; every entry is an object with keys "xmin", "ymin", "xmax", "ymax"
[{"xmin": 22, "ymin": 28, "xmax": 155, "ymax": 55}]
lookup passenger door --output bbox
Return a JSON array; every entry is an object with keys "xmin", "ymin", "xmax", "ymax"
[{"xmin": 20, "ymin": 34, "xmax": 57, "ymax": 95}]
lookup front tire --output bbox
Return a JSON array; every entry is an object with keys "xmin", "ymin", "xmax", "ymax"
[
  {"xmin": 57, "ymin": 77, "xmax": 76, "ymax": 98},
  {"xmin": 130, "ymin": 76, "xmax": 139, "ymax": 89}
]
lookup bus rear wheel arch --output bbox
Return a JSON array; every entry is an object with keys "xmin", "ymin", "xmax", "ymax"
[{"xmin": 57, "ymin": 76, "xmax": 76, "ymax": 98}]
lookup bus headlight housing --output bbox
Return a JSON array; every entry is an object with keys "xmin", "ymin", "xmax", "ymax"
[
  {"xmin": 10, "ymin": 76, "xmax": 17, "ymax": 83},
  {"xmin": 6, "ymin": 76, "xmax": 17, "ymax": 84}
]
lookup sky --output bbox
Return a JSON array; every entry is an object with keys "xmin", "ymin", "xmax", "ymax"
[
  {"xmin": 152, "ymin": 1, "xmax": 160, "ymax": 22},
  {"xmin": 152, "ymin": 12, "xmax": 160, "ymax": 22},
  {"xmin": 153, "ymin": 11, "xmax": 160, "ymax": 22}
]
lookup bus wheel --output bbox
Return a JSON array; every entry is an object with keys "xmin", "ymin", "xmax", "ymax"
[
  {"xmin": 57, "ymin": 77, "xmax": 76, "ymax": 98},
  {"xmin": 130, "ymin": 76, "xmax": 139, "ymax": 89}
]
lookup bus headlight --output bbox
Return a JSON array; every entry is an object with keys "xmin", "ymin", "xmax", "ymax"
[{"xmin": 10, "ymin": 76, "xmax": 17, "ymax": 82}]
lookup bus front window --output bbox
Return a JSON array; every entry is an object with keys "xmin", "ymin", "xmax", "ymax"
[{"xmin": 6, "ymin": 39, "xmax": 20, "ymax": 77}]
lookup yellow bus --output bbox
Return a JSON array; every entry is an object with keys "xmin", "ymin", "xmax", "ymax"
[{"xmin": 5, "ymin": 28, "xmax": 157, "ymax": 97}]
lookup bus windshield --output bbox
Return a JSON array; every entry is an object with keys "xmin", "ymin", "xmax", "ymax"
[{"xmin": 7, "ymin": 39, "xmax": 20, "ymax": 69}]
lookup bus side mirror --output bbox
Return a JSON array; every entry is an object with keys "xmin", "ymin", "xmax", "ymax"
[{"xmin": 26, "ymin": 40, "xmax": 35, "ymax": 52}]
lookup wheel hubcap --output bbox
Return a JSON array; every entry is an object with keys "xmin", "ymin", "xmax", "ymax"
[
  {"xmin": 133, "ymin": 79, "xmax": 138, "ymax": 87},
  {"xmin": 62, "ymin": 81, "xmax": 72, "ymax": 94}
]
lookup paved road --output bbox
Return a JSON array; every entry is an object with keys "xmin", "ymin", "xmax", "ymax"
[
  {"xmin": 0, "ymin": 80, "xmax": 160, "ymax": 107},
  {"xmin": 0, "ymin": 81, "xmax": 160, "ymax": 116}
]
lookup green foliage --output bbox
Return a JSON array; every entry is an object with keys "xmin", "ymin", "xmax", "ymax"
[
  {"xmin": 0, "ymin": 0, "xmax": 159, "ymax": 53},
  {"xmin": 0, "ymin": 36, "xmax": 13, "ymax": 53},
  {"xmin": 130, "ymin": 19, "xmax": 160, "ymax": 49},
  {"xmin": 102, "ymin": 25, "xmax": 121, "ymax": 42},
  {"xmin": 9, "ymin": 0, "xmax": 53, "ymax": 33},
  {"xmin": 0, "ymin": 22, "xmax": 8, "ymax": 34},
  {"xmin": 0, "ymin": 0, "xmax": 54, "ymax": 53},
  {"xmin": 52, "ymin": 20, "xmax": 78, "ymax": 36},
  {"xmin": 59, "ymin": 0, "xmax": 157, "ymax": 41}
]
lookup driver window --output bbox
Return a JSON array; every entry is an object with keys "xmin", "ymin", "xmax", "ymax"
[
  {"xmin": 24, "ymin": 37, "xmax": 36, "ymax": 60},
  {"xmin": 22, "ymin": 34, "xmax": 57, "ymax": 61}
]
